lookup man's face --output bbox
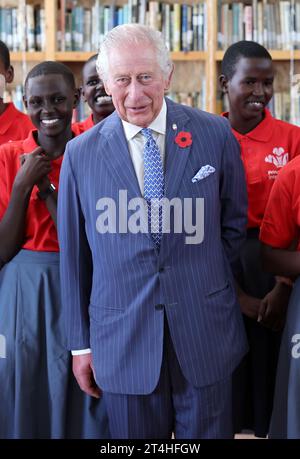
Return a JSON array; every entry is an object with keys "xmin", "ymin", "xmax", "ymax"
[
  {"xmin": 0, "ymin": 60, "xmax": 13, "ymax": 98},
  {"xmin": 82, "ymin": 59, "xmax": 114, "ymax": 121},
  {"xmin": 223, "ymin": 57, "xmax": 274, "ymax": 123},
  {"xmin": 104, "ymin": 43, "xmax": 173, "ymax": 127}
]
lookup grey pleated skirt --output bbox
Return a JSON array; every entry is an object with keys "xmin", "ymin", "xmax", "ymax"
[
  {"xmin": 269, "ymin": 277, "xmax": 300, "ymax": 439},
  {"xmin": 0, "ymin": 250, "xmax": 110, "ymax": 439}
]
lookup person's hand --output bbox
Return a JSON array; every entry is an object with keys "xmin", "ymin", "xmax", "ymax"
[
  {"xmin": 238, "ymin": 291, "xmax": 261, "ymax": 320},
  {"xmin": 72, "ymin": 353, "xmax": 101, "ymax": 398},
  {"xmin": 36, "ymin": 175, "xmax": 51, "ymax": 193},
  {"xmin": 258, "ymin": 282, "xmax": 291, "ymax": 331},
  {"xmin": 15, "ymin": 147, "xmax": 51, "ymax": 191}
]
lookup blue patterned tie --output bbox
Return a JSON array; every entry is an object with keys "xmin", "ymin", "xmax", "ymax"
[{"xmin": 142, "ymin": 128, "xmax": 164, "ymax": 249}]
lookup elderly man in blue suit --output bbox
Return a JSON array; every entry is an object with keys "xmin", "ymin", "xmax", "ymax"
[{"xmin": 58, "ymin": 23, "xmax": 248, "ymax": 439}]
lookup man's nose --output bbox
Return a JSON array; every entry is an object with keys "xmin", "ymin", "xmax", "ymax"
[
  {"xmin": 127, "ymin": 80, "xmax": 142, "ymax": 99},
  {"xmin": 252, "ymin": 82, "xmax": 264, "ymax": 96},
  {"xmin": 96, "ymin": 80, "xmax": 104, "ymax": 90},
  {"xmin": 41, "ymin": 100, "xmax": 54, "ymax": 112}
]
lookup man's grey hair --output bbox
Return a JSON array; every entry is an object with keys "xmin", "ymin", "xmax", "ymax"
[{"xmin": 96, "ymin": 24, "xmax": 173, "ymax": 82}]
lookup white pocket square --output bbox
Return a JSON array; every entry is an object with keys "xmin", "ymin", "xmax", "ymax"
[{"xmin": 192, "ymin": 165, "xmax": 216, "ymax": 183}]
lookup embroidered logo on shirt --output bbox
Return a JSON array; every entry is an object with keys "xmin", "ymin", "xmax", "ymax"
[{"xmin": 265, "ymin": 147, "xmax": 289, "ymax": 168}]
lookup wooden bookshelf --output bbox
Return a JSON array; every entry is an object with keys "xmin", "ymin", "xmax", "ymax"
[
  {"xmin": 55, "ymin": 50, "xmax": 207, "ymax": 62},
  {"xmin": 216, "ymin": 50, "xmax": 300, "ymax": 61},
  {"xmin": 8, "ymin": 0, "xmax": 300, "ymax": 116},
  {"xmin": 10, "ymin": 52, "xmax": 46, "ymax": 62}
]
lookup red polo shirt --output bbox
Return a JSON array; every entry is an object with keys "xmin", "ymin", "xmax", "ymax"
[
  {"xmin": 222, "ymin": 109, "xmax": 300, "ymax": 228},
  {"xmin": 0, "ymin": 102, "xmax": 34, "ymax": 145},
  {"xmin": 260, "ymin": 155, "xmax": 300, "ymax": 250},
  {"xmin": 0, "ymin": 130, "xmax": 70, "ymax": 252},
  {"xmin": 72, "ymin": 114, "xmax": 94, "ymax": 135}
]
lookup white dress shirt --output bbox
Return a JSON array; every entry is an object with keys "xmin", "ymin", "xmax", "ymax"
[
  {"xmin": 121, "ymin": 99, "xmax": 167, "ymax": 193},
  {"xmin": 72, "ymin": 100, "xmax": 167, "ymax": 356}
]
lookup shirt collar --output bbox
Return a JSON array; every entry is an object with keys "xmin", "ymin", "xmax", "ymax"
[
  {"xmin": 23, "ymin": 129, "xmax": 38, "ymax": 152},
  {"xmin": 22, "ymin": 129, "xmax": 77, "ymax": 163},
  {"xmin": 221, "ymin": 108, "xmax": 274, "ymax": 142},
  {"xmin": 0, "ymin": 103, "xmax": 16, "ymax": 134},
  {"xmin": 122, "ymin": 99, "xmax": 167, "ymax": 141}
]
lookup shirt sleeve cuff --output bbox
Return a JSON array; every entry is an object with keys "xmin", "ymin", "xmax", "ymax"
[{"xmin": 71, "ymin": 348, "xmax": 91, "ymax": 355}]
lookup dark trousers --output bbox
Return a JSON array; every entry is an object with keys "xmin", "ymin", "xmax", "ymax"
[{"xmin": 103, "ymin": 319, "xmax": 233, "ymax": 439}]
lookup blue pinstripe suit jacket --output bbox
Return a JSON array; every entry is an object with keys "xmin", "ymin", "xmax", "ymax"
[{"xmin": 58, "ymin": 98, "xmax": 248, "ymax": 394}]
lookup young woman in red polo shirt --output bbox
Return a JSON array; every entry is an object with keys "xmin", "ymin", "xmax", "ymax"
[
  {"xmin": 219, "ymin": 41, "xmax": 300, "ymax": 437},
  {"xmin": 0, "ymin": 61, "xmax": 109, "ymax": 439},
  {"xmin": 73, "ymin": 54, "xmax": 115, "ymax": 135},
  {"xmin": 260, "ymin": 156, "xmax": 300, "ymax": 438}
]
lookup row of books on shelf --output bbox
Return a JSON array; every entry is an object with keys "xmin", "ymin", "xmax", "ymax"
[
  {"xmin": 0, "ymin": 0, "xmax": 207, "ymax": 54},
  {"xmin": 218, "ymin": 0, "xmax": 300, "ymax": 50},
  {"xmin": 4, "ymin": 0, "xmax": 300, "ymax": 54},
  {"xmin": 58, "ymin": 1, "xmax": 207, "ymax": 52},
  {"xmin": 0, "ymin": 5, "xmax": 45, "ymax": 52}
]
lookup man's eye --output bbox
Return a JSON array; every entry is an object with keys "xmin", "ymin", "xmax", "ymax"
[
  {"xmin": 29, "ymin": 99, "xmax": 41, "ymax": 106},
  {"xmin": 54, "ymin": 97, "xmax": 64, "ymax": 103},
  {"xmin": 116, "ymin": 77, "xmax": 129, "ymax": 84},
  {"xmin": 87, "ymin": 79, "xmax": 99, "ymax": 86},
  {"xmin": 140, "ymin": 75, "xmax": 151, "ymax": 81}
]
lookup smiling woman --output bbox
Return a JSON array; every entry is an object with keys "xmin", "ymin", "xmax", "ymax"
[
  {"xmin": 0, "ymin": 61, "xmax": 109, "ymax": 439},
  {"xmin": 219, "ymin": 41, "xmax": 300, "ymax": 438}
]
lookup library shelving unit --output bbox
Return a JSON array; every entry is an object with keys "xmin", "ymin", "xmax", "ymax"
[
  {"xmin": 6, "ymin": 0, "xmax": 213, "ymax": 112},
  {"xmin": 5, "ymin": 0, "xmax": 300, "ymax": 120}
]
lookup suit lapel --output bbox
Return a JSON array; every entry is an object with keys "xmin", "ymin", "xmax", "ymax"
[
  {"xmin": 98, "ymin": 112, "xmax": 153, "ymax": 245},
  {"xmin": 99, "ymin": 112, "xmax": 142, "ymax": 200},
  {"xmin": 164, "ymin": 99, "xmax": 192, "ymax": 200}
]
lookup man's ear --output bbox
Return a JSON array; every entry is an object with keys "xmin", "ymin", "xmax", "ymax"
[
  {"xmin": 73, "ymin": 88, "xmax": 81, "ymax": 108},
  {"xmin": 219, "ymin": 74, "xmax": 228, "ymax": 94},
  {"xmin": 23, "ymin": 94, "xmax": 28, "ymax": 110},
  {"xmin": 5, "ymin": 65, "xmax": 14, "ymax": 84},
  {"xmin": 104, "ymin": 81, "xmax": 111, "ymax": 96},
  {"xmin": 164, "ymin": 64, "xmax": 174, "ymax": 91},
  {"xmin": 79, "ymin": 85, "xmax": 85, "ymax": 101}
]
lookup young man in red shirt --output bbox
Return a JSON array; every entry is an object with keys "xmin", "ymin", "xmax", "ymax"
[{"xmin": 73, "ymin": 54, "xmax": 115, "ymax": 135}]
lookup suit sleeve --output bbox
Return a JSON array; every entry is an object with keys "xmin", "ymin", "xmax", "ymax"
[
  {"xmin": 219, "ymin": 125, "xmax": 248, "ymax": 270},
  {"xmin": 58, "ymin": 146, "xmax": 93, "ymax": 350}
]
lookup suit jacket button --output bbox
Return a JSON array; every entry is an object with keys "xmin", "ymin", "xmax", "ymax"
[{"xmin": 155, "ymin": 304, "xmax": 164, "ymax": 310}]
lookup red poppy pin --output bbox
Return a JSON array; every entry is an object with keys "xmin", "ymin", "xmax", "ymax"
[{"xmin": 175, "ymin": 131, "xmax": 192, "ymax": 148}]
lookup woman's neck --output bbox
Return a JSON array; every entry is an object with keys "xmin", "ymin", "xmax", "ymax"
[
  {"xmin": 92, "ymin": 112, "xmax": 106, "ymax": 125},
  {"xmin": 0, "ymin": 99, "xmax": 7, "ymax": 116},
  {"xmin": 228, "ymin": 111, "xmax": 265, "ymax": 135},
  {"xmin": 36, "ymin": 129, "xmax": 73, "ymax": 158}
]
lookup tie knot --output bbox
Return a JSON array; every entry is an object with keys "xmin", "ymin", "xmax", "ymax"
[{"xmin": 141, "ymin": 128, "xmax": 153, "ymax": 140}]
